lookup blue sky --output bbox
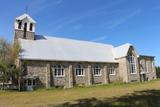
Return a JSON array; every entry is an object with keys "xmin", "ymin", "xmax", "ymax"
[{"xmin": 0, "ymin": 0, "xmax": 160, "ymax": 66}]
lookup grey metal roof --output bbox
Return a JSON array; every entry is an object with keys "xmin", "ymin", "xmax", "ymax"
[
  {"xmin": 113, "ymin": 43, "xmax": 132, "ymax": 59},
  {"xmin": 19, "ymin": 36, "xmax": 132, "ymax": 63}
]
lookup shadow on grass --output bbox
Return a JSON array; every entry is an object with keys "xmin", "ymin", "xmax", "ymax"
[{"xmin": 50, "ymin": 89, "xmax": 160, "ymax": 107}]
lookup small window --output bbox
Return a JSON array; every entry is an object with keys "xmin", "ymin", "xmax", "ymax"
[
  {"xmin": 75, "ymin": 65, "xmax": 85, "ymax": 76},
  {"xmin": 24, "ymin": 80, "xmax": 27, "ymax": 85},
  {"xmin": 30, "ymin": 23, "xmax": 33, "ymax": 31},
  {"xmin": 93, "ymin": 65, "xmax": 101, "ymax": 76},
  {"xmin": 28, "ymin": 79, "xmax": 32, "ymax": 86},
  {"xmin": 18, "ymin": 21, "xmax": 22, "ymax": 29},
  {"xmin": 33, "ymin": 80, "xmax": 36, "ymax": 86},
  {"xmin": 108, "ymin": 66, "xmax": 115, "ymax": 75},
  {"xmin": 55, "ymin": 64, "xmax": 64, "ymax": 77}
]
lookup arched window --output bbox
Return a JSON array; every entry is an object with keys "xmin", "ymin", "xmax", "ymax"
[
  {"xmin": 93, "ymin": 65, "xmax": 101, "ymax": 76},
  {"xmin": 18, "ymin": 21, "xmax": 22, "ymax": 29},
  {"xmin": 55, "ymin": 64, "xmax": 64, "ymax": 77},
  {"xmin": 24, "ymin": 23, "xmax": 27, "ymax": 31},
  {"xmin": 108, "ymin": 66, "xmax": 115, "ymax": 75},
  {"xmin": 30, "ymin": 23, "xmax": 33, "ymax": 31},
  {"xmin": 128, "ymin": 54, "xmax": 136, "ymax": 74},
  {"xmin": 75, "ymin": 64, "xmax": 85, "ymax": 76},
  {"xmin": 24, "ymin": 23, "xmax": 27, "ymax": 39}
]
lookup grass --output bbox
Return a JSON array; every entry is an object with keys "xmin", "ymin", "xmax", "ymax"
[{"xmin": 0, "ymin": 80, "xmax": 160, "ymax": 107}]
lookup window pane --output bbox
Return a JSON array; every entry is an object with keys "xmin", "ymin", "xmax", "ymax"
[
  {"xmin": 55, "ymin": 65, "xmax": 64, "ymax": 76},
  {"xmin": 108, "ymin": 66, "xmax": 114, "ymax": 75},
  {"xmin": 28, "ymin": 79, "xmax": 32, "ymax": 86},
  {"xmin": 76, "ymin": 65, "xmax": 84, "ymax": 76},
  {"xmin": 129, "ymin": 55, "xmax": 136, "ymax": 74},
  {"xmin": 93, "ymin": 65, "xmax": 101, "ymax": 75}
]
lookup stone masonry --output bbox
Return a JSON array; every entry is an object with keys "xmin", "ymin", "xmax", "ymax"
[{"xmin": 22, "ymin": 60, "xmax": 121, "ymax": 88}]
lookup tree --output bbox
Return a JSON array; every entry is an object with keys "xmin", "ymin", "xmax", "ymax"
[
  {"xmin": 0, "ymin": 63, "xmax": 8, "ymax": 89},
  {"xmin": 156, "ymin": 66, "xmax": 160, "ymax": 78},
  {"xmin": 0, "ymin": 38, "xmax": 21, "ymax": 90},
  {"xmin": 0, "ymin": 38, "xmax": 11, "ymax": 89}
]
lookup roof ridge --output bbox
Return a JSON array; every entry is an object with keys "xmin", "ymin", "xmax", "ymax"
[
  {"xmin": 41, "ymin": 35, "xmax": 114, "ymax": 47},
  {"xmin": 16, "ymin": 13, "xmax": 36, "ymax": 23}
]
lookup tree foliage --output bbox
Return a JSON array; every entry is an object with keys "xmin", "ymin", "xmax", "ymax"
[
  {"xmin": 156, "ymin": 66, "xmax": 160, "ymax": 78},
  {"xmin": 0, "ymin": 38, "xmax": 21, "ymax": 89}
]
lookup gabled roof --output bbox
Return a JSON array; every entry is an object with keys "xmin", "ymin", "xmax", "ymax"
[
  {"xmin": 19, "ymin": 36, "xmax": 136, "ymax": 62},
  {"xmin": 16, "ymin": 13, "xmax": 36, "ymax": 23},
  {"xmin": 19, "ymin": 36, "xmax": 117, "ymax": 63},
  {"xmin": 113, "ymin": 43, "xmax": 132, "ymax": 59}
]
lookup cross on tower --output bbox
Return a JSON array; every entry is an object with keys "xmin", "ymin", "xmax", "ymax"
[{"xmin": 25, "ymin": 5, "xmax": 28, "ymax": 14}]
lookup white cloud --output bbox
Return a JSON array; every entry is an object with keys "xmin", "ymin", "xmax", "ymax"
[
  {"xmin": 28, "ymin": 0, "xmax": 63, "ymax": 15},
  {"xmin": 50, "ymin": 0, "xmax": 127, "ymax": 32},
  {"xmin": 72, "ymin": 24, "xmax": 83, "ymax": 30},
  {"xmin": 91, "ymin": 35, "xmax": 108, "ymax": 42},
  {"xmin": 105, "ymin": 9, "xmax": 142, "ymax": 29}
]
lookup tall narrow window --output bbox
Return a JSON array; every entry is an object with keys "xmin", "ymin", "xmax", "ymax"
[
  {"xmin": 152, "ymin": 61, "xmax": 155, "ymax": 72},
  {"xmin": 33, "ymin": 79, "xmax": 36, "ymax": 86},
  {"xmin": 146, "ymin": 61, "xmax": 150, "ymax": 73},
  {"xmin": 108, "ymin": 66, "xmax": 115, "ymax": 75},
  {"xmin": 140, "ymin": 61, "xmax": 145, "ymax": 73},
  {"xmin": 18, "ymin": 21, "xmax": 22, "ymax": 29},
  {"xmin": 93, "ymin": 65, "xmax": 101, "ymax": 76},
  {"xmin": 55, "ymin": 64, "xmax": 64, "ymax": 77},
  {"xmin": 75, "ymin": 65, "xmax": 85, "ymax": 76},
  {"xmin": 30, "ymin": 23, "xmax": 33, "ymax": 31},
  {"xmin": 24, "ymin": 23, "xmax": 27, "ymax": 39},
  {"xmin": 128, "ymin": 55, "xmax": 137, "ymax": 74},
  {"xmin": 24, "ymin": 23, "xmax": 27, "ymax": 31}
]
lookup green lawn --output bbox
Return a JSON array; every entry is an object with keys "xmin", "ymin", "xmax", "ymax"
[{"xmin": 0, "ymin": 80, "xmax": 160, "ymax": 107}]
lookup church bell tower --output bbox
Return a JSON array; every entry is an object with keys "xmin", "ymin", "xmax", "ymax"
[{"xmin": 14, "ymin": 13, "xmax": 36, "ymax": 40}]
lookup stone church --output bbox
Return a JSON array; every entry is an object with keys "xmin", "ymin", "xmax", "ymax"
[{"xmin": 14, "ymin": 13, "xmax": 156, "ymax": 90}]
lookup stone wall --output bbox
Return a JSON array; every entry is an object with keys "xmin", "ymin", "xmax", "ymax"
[
  {"xmin": 20, "ymin": 48, "xmax": 156, "ymax": 89},
  {"xmin": 139, "ymin": 56, "xmax": 157, "ymax": 81},
  {"xmin": 109, "ymin": 64, "xmax": 119, "ymax": 82},
  {"xmin": 116, "ymin": 57, "xmax": 129, "ymax": 82},
  {"xmin": 22, "ymin": 60, "xmax": 119, "ymax": 88},
  {"xmin": 116, "ymin": 46, "xmax": 140, "ymax": 83},
  {"xmin": 14, "ymin": 30, "xmax": 35, "ymax": 40},
  {"xmin": 26, "ymin": 61, "xmax": 48, "ymax": 87}
]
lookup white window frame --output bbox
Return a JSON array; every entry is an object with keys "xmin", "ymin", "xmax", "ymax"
[
  {"xmin": 128, "ymin": 55, "xmax": 137, "ymax": 74},
  {"xmin": 146, "ymin": 61, "xmax": 150, "ymax": 73},
  {"xmin": 152, "ymin": 61, "xmax": 155, "ymax": 72},
  {"xmin": 75, "ymin": 65, "xmax": 85, "ymax": 76},
  {"xmin": 93, "ymin": 65, "xmax": 101, "ymax": 76},
  {"xmin": 54, "ymin": 64, "xmax": 65, "ymax": 77},
  {"xmin": 108, "ymin": 66, "xmax": 116, "ymax": 75}
]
